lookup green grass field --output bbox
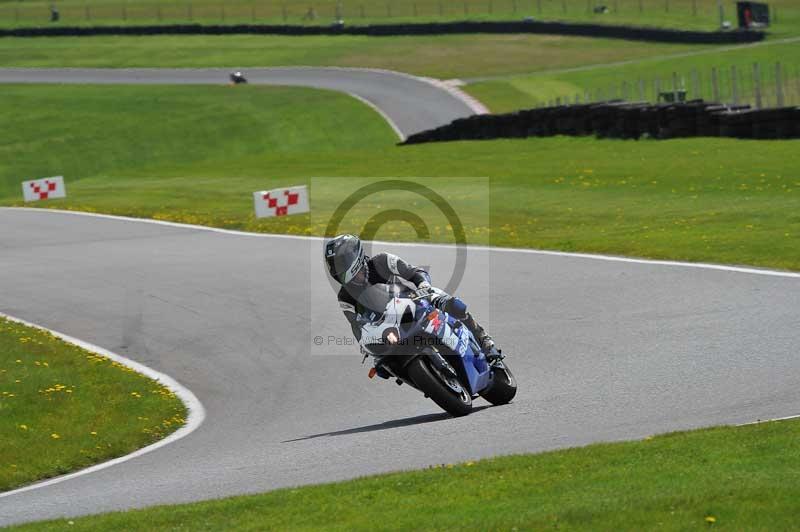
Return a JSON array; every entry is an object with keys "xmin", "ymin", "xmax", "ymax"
[
  {"xmin": 2, "ymin": 0, "xmax": 799, "ymax": 36},
  {"xmin": 2, "ymin": 84, "xmax": 799, "ymax": 271},
  {"xmin": 0, "ymin": 317, "xmax": 187, "ymax": 492},
  {"xmin": 465, "ymin": 37, "xmax": 800, "ymax": 111},
  {"xmin": 0, "ymin": 33, "xmax": 709, "ymax": 80},
  {"xmin": 8, "ymin": 417, "xmax": 800, "ymax": 530}
]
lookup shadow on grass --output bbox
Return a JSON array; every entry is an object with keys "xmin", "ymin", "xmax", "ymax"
[{"xmin": 283, "ymin": 405, "xmax": 493, "ymax": 442}]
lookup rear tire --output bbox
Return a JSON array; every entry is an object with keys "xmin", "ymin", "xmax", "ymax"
[
  {"xmin": 408, "ymin": 357, "xmax": 472, "ymax": 417},
  {"xmin": 480, "ymin": 363, "xmax": 517, "ymax": 405}
]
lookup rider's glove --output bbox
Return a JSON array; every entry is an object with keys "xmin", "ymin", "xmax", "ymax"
[
  {"xmin": 417, "ymin": 281, "xmax": 432, "ymax": 289},
  {"xmin": 413, "ymin": 286, "xmax": 433, "ymax": 300}
]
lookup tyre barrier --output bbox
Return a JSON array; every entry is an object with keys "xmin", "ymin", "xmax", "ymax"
[
  {"xmin": 401, "ymin": 101, "xmax": 800, "ymax": 144},
  {"xmin": 0, "ymin": 20, "xmax": 765, "ymax": 44}
]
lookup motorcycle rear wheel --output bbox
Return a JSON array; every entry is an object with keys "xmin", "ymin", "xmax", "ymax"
[
  {"xmin": 408, "ymin": 357, "xmax": 472, "ymax": 417},
  {"xmin": 480, "ymin": 362, "xmax": 517, "ymax": 405}
]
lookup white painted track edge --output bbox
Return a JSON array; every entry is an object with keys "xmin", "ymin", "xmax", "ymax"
[
  {"xmin": 4, "ymin": 206, "xmax": 800, "ymax": 280},
  {"xmin": 0, "ymin": 312, "xmax": 206, "ymax": 500},
  {"xmin": 346, "ymin": 92, "xmax": 405, "ymax": 141}
]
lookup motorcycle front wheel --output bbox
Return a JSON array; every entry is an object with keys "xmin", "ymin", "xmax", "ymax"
[
  {"xmin": 480, "ymin": 362, "xmax": 517, "ymax": 406},
  {"xmin": 408, "ymin": 357, "xmax": 472, "ymax": 417}
]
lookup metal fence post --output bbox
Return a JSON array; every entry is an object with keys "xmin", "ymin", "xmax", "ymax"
[
  {"xmin": 638, "ymin": 78, "xmax": 644, "ymax": 101},
  {"xmin": 672, "ymin": 71, "xmax": 679, "ymax": 101},
  {"xmin": 655, "ymin": 78, "xmax": 662, "ymax": 102},
  {"xmin": 795, "ymin": 66, "xmax": 800, "ymax": 107},
  {"xmin": 731, "ymin": 65, "xmax": 739, "ymax": 105},
  {"xmin": 691, "ymin": 69, "xmax": 699, "ymax": 99},
  {"xmin": 711, "ymin": 67, "xmax": 719, "ymax": 102},
  {"xmin": 753, "ymin": 63, "xmax": 762, "ymax": 109},
  {"xmin": 776, "ymin": 62, "xmax": 784, "ymax": 107}
]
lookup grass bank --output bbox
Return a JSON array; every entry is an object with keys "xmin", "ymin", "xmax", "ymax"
[
  {"xmin": 0, "ymin": 33, "xmax": 705, "ymax": 79},
  {"xmin": 0, "ymin": 317, "xmax": 187, "ymax": 492},
  {"xmin": 1, "ymin": 85, "xmax": 799, "ymax": 271},
  {"xmin": 2, "ymin": 0, "xmax": 799, "ymax": 36},
  {"xmin": 10, "ymin": 417, "xmax": 800, "ymax": 530},
  {"xmin": 465, "ymin": 37, "xmax": 800, "ymax": 111}
]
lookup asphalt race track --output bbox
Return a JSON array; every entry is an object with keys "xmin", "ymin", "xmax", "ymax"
[
  {"xmin": 1, "ymin": 208, "xmax": 799, "ymax": 525},
  {"xmin": 0, "ymin": 67, "xmax": 482, "ymax": 139}
]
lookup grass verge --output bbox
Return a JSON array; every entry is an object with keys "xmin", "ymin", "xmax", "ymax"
[
  {"xmin": 1, "ymin": 85, "xmax": 799, "ymax": 271},
  {"xmin": 9, "ymin": 417, "xmax": 800, "ymax": 530},
  {"xmin": 465, "ymin": 38, "xmax": 800, "ymax": 112},
  {"xmin": 0, "ymin": 33, "xmax": 707, "ymax": 79},
  {"xmin": 2, "ymin": 0, "xmax": 799, "ymax": 36},
  {"xmin": 0, "ymin": 317, "xmax": 187, "ymax": 492}
]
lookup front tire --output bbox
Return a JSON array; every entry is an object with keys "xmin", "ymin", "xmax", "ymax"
[
  {"xmin": 408, "ymin": 357, "xmax": 472, "ymax": 417},
  {"xmin": 480, "ymin": 362, "xmax": 517, "ymax": 405}
]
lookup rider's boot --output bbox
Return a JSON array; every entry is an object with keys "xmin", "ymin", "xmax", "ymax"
[{"xmin": 462, "ymin": 312, "xmax": 504, "ymax": 363}]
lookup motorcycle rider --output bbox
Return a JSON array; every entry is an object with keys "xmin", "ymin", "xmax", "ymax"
[{"xmin": 324, "ymin": 234, "xmax": 502, "ymax": 362}]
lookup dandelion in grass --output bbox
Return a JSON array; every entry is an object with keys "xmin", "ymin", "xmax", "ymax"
[{"xmin": 51, "ymin": 433, "xmax": 60, "ymax": 439}]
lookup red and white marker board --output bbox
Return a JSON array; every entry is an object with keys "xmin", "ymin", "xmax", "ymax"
[
  {"xmin": 22, "ymin": 176, "xmax": 66, "ymax": 202},
  {"xmin": 253, "ymin": 185, "xmax": 310, "ymax": 218}
]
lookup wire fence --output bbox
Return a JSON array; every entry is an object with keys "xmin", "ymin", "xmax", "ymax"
[
  {"xmin": 543, "ymin": 62, "xmax": 800, "ymax": 109},
  {"xmin": 0, "ymin": 0, "xmax": 787, "ymax": 27}
]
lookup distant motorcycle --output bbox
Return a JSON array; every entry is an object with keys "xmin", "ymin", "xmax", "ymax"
[
  {"xmin": 358, "ymin": 283, "xmax": 517, "ymax": 417},
  {"xmin": 229, "ymin": 71, "xmax": 248, "ymax": 85}
]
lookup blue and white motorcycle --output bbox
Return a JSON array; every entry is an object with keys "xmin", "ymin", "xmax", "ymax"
[{"xmin": 358, "ymin": 283, "xmax": 516, "ymax": 417}]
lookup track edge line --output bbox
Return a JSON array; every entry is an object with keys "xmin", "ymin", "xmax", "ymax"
[
  {"xmin": 0, "ymin": 311, "xmax": 206, "ymax": 500},
  {"xmin": 3, "ymin": 206, "xmax": 800, "ymax": 280}
]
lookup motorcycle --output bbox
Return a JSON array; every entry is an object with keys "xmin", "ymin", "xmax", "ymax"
[
  {"xmin": 229, "ymin": 71, "xmax": 248, "ymax": 85},
  {"xmin": 358, "ymin": 283, "xmax": 517, "ymax": 417}
]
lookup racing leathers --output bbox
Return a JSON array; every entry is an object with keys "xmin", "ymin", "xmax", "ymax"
[{"xmin": 336, "ymin": 252, "xmax": 497, "ymax": 357}]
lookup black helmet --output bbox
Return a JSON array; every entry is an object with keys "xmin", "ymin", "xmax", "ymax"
[{"xmin": 325, "ymin": 234, "xmax": 367, "ymax": 285}]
